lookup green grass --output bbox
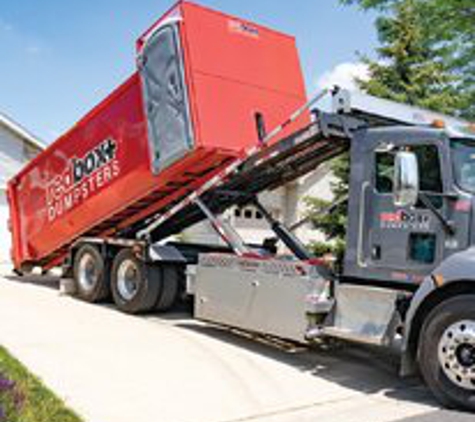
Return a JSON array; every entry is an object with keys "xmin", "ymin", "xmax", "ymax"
[{"xmin": 0, "ymin": 346, "xmax": 83, "ymax": 422}]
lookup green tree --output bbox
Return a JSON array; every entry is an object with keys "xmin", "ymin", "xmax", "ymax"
[
  {"xmin": 307, "ymin": 0, "xmax": 465, "ymax": 261},
  {"xmin": 341, "ymin": 0, "xmax": 475, "ymax": 118},
  {"xmin": 305, "ymin": 154, "xmax": 349, "ymax": 260},
  {"xmin": 359, "ymin": 0, "xmax": 464, "ymax": 113}
]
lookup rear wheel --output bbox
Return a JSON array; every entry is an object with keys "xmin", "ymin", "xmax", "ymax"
[
  {"xmin": 155, "ymin": 265, "xmax": 180, "ymax": 312},
  {"xmin": 419, "ymin": 295, "xmax": 475, "ymax": 411},
  {"xmin": 111, "ymin": 249, "xmax": 161, "ymax": 314},
  {"xmin": 73, "ymin": 244, "xmax": 110, "ymax": 302}
]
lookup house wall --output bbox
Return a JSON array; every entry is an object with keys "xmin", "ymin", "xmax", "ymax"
[
  {"xmin": 181, "ymin": 163, "xmax": 335, "ymax": 253},
  {"xmin": 292, "ymin": 163, "xmax": 335, "ymax": 245},
  {"xmin": 0, "ymin": 122, "xmax": 42, "ymax": 264},
  {"xmin": 0, "ymin": 124, "xmax": 28, "ymax": 187}
]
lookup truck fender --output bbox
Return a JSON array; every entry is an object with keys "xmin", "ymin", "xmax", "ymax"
[
  {"xmin": 401, "ymin": 247, "xmax": 475, "ymax": 376},
  {"xmin": 147, "ymin": 243, "xmax": 187, "ymax": 264}
]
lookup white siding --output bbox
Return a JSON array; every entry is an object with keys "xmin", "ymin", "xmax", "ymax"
[
  {"xmin": 294, "ymin": 165, "xmax": 335, "ymax": 245},
  {"xmin": 181, "ymin": 186, "xmax": 289, "ymax": 247},
  {"xmin": 180, "ymin": 165, "xmax": 335, "ymax": 251},
  {"xmin": 0, "ymin": 124, "xmax": 27, "ymax": 187},
  {"xmin": 0, "ymin": 121, "xmax": 42, "ymax": 265}
]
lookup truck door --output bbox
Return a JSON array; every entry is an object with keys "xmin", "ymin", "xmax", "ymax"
[
  {"xmin": 139, "ymin": 23, "xmax": 194, "ymax": 174},
  {"xmin": 353, "ymin": 132, "xmax": 450, "ymax": 284}
]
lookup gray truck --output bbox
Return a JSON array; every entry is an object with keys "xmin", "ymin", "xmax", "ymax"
[
  {"xmin": 50, "ymin": 88, "xmax": 475, "ymax": 411},
  {"xmin": 183, "ymin": 88, "xmax": 475, "ymax": 411}
]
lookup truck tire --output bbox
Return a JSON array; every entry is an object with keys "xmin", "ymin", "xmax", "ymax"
[
  {"xmin": 73, "ymin": 244, "xmax": 110, "ymax": 303},
  {"xmin": 154, "ymin": 265, "xmax": 180, "ymax": 312},
  {"xmin": 418, "ymin": 294, "xmax": 475, "ymax": 411},
  {"xmin": 111, "ymin": 249, "xmax": 161, "ymax": 314}
]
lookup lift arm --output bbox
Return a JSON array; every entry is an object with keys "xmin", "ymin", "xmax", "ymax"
[{"xmin": 251, "ymin": 198, "xmax": 312, "ymax": 261}]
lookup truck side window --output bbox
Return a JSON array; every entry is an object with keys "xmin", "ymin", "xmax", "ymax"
[
  {"xmin": 414, "ymin": 145, "xmax": 443, "ymax": 194},
  {"xmin": 375, "ymin": 144, "xmax": 443, "ymax": 206},
  {"xmin": 375, "ymin": 152, "xmax": 395, "ymax": 193}
]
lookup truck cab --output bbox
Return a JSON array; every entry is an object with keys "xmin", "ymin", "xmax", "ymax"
[
  {"xmin": 344, "ymin": 126, "xmax": 475, "ymax": 287},
  {"xmin": 328, "ymin": 98, "xmax": 475, "ymax": 409}
]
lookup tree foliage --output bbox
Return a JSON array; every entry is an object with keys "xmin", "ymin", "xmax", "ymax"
[
  {"xmin": 305, "ymin": 154, "xmax": 349, "ymax": 262},
  {"xmin": 359, "ymin": 0, "xmax": 464, "ymax": 114},
  {"xmin": 342, "ymin": 0, "xmax": 475, "ymax": 118}
]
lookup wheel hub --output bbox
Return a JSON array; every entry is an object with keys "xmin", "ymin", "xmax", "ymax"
[
  {"xmin": 456, "ymin": 344, "xmax": 475, "ymax": 368},
  {"xmin": 438, "ymin": 320, "xmax": 475, "ymax": 390},
  {"xmin": 78, "ymin": 253, "xmax": 99, "ymax": 292},
  {"xmin": 117, "ymin": 260, "xmax": 140, "ymax": 301}
]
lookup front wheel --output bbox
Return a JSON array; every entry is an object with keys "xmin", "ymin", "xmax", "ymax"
[{"xmin": 419, "ymin": 294, "xmax": 475, "ymax": 411}]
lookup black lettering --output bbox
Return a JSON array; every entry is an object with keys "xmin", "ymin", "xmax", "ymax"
[
  {"xmin": 70, "ymin": 139, "xmax": 117, "ymax": 186},
  {"xmin": 73, "ymin": 159, "xmax": 83, "ymax": 183},
  {"xmin": 84, "ymin": 152, "xmax": 96, "ymax": 175},
  {"xmin": 94, "ymin": 145, "xmax": 108, "ymax": 167},
  {"xmin": 103, "ymin": 138, "xmax": 117, "ymax": 161}
]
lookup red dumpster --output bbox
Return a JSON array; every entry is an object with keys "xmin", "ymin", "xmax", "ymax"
[{"xmin": 7, "ymin": 1, "xmax": 308, "ymax": 272}]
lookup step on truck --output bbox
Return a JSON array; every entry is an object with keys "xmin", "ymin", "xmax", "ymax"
[{"xmin": 7, "ymin": 0, "xmax": 475, "ymax": 411}]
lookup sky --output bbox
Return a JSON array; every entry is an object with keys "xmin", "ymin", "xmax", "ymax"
[{"xmin": 0, "ymin": 1, "xmax": 378, "ymax": 143}]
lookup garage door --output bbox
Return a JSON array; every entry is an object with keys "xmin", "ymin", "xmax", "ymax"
[{"xmin": 0, "ymin": 190, "xmax": 11, "ymax": 264}]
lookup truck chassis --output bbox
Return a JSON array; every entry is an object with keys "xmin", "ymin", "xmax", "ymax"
[{"xmin": 53, "ymin": 87, "xmax": 475, "ymax": 411}]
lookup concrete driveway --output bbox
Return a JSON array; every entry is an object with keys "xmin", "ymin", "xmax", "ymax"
[{"xmin": 0, "ymin": 274, "xmax": 471, "ymax": 422}]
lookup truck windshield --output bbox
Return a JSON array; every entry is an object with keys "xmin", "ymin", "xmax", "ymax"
[{"xmin": 451, "ymin": 138, "xmax": 475, "ymax": 193}]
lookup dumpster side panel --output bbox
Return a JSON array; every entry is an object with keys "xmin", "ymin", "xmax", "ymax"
[
  {"xmin": 7, "ymin": 182, "xmax": 23, "ymax": 268},
  {"xmin": 181, "ymin": 2, "xmax": 309, "ymax": 149},
  {"xmin": 138, "ymin": 2, "xmax": 310, "ymax": 151},
  {"xmin": 8, "ymin": 73, "xmax": 237, "ymax": 269},
  {"xmin": 9, "ymin": 75, "xmax": 149, "ymax": 266}
]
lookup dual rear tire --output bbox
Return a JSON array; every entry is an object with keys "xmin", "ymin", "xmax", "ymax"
[
  {"xmin": 110, "ymin": 249, "xmax": 181, "ymax": 314},
  {"xmin": 73, "ymin": 244, "xmax": 181, "ymax": 314}
]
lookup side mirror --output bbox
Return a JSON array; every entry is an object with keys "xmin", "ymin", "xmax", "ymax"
[{"xmin": 394, "ymin": 151, "xmax": 419, "ymax": 207}]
